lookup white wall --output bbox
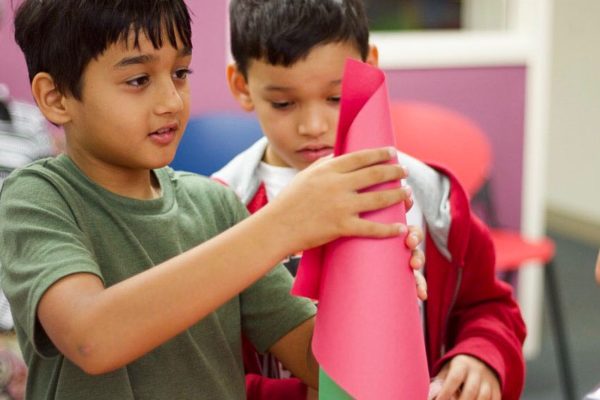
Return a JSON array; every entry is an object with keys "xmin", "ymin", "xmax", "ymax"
[{"xmin": 546, "ymin": 0, "xmax": 600, "ymax": 225}]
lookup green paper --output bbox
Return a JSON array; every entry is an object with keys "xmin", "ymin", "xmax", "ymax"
[{"xmin": 319, "ymin": 368, "xmax": 353, "ymax": 399}]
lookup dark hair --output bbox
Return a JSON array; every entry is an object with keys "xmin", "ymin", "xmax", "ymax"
[
  {"xmin": 229, "ymin": 0, "xmax": 370, "ymax": 78},
  {"xmin": 13, "ymin": 0, "xmax": 193, "ymax": 100}
]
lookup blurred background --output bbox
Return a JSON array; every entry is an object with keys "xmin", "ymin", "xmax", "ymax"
[{"xmin": 1, "ymin": 1, "xmax": 599, "ymax": 399}]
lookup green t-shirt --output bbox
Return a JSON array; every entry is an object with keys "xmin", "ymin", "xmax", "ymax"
[{"xmin": 0, "ymin": 155, "xmax": 316, "ymax": 400}]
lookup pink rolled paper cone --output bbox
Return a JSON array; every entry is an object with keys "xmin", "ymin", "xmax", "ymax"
[{"xmin": 292, "ymin": 59, "xmax": 429, "ymax": 399}]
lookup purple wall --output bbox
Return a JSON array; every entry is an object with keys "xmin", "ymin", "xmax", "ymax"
[
  {"xmin": 0, "ymin": 1, "xmax": 237, "ymax": 114},
  {"xmin": 0, "ymin": 1, "xmax": 30, "ymax": 101},
  {"xmin": 186, "ymin": 1, "xmax": 238, "ymax": 114},
  {"xmin": 386, "ymin": 67, "xmax": 526, "ymax": 230}
]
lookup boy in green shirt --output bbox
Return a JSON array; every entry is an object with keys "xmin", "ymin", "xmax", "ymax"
[{"xmin": 0, "ymin": 1, "xmax": 416, "ymax": 399}]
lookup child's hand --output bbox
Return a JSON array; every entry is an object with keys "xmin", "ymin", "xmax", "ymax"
[
  {"xmin": 267, "ymin": 147, "xmax": 410, "ymax": 253},
  {"xmin": 427, "ymin": 355, "xmax": 501, "ymax": 400},
  {"xmin": 405, "ymin": 225, "xmax": 427, "ymax": 301}
]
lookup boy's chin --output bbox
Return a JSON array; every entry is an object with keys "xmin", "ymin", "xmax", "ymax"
[{"xmin": 146, "ymin": 153, "xmax": 178, "ymax": 170}]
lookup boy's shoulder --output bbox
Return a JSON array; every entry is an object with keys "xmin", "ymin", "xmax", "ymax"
[
  {"xmin": 168, "ymin": 167, "xmax": 249, "ymax": 219},
  {"xmin": 170, "ymin": 168, "xmax": 229, "ymax": 201},
  {"xmin": 0, "ymin": 156, "xmax": 59, "ymax": 191},
  {"xmin": 170, "ymin": 167, "xmax": 239, "ymax": 197}
]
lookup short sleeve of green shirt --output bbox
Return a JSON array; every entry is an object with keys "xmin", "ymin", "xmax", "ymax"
[
  {"xmin": 0, "ymin": 168, "xmax": 102, "ymax": 357},
  {"xmin": 241, "ymin": 265, "xmax": 316, "ymax": 353}
]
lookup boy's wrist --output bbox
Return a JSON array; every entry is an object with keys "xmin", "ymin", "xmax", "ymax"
[
  {"xmin": 252, "ymin": 200, "xmax": 303, "ymax": 258},
  {"xmin": 263, "ymin": 202, "xmax": 306, "ymax": 257}
]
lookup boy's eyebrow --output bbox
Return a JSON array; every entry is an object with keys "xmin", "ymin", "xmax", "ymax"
[
  {"xmin": 114, "ymin": 47, "xmax": 192, "ymax": 69},
  {"xmin": 177, "ymin": 47, "xmax": 193, "ymax": 57},
  {"xmin": 114, "ymin": 54, "xmax": 156, "ymax": 68},
  {"xmin": 264, "ymin": 79, "xmax": 342, "ymax": 92},
  {"xmin": 264, "ymin": 85, "xmax": 292, "ymax": 92}
]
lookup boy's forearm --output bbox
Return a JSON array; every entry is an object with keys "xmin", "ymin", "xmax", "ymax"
[
  {"xmin": 306, "ymin": 338, "xmax": 319, "ymax": 389},
  {"xmin": 269, "ymin": 317, "xmax": 319, "ymax": 389},
  {"xmin": 38, "ymin": 205, "xmax": 297, "ymax": 374}
]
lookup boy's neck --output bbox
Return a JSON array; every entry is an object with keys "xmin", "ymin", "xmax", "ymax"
[{"xmin": 66, "ymin": 147, "xmax": 162, "ymax": 200}]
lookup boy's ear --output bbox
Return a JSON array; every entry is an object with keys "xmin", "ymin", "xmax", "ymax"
[
  {"xmin": 226, "ymin": 63, "xmax": 254, "ymax": 112},
  {"xmin": 366, "ymin": 45, "xmax": 379, "ymax": 67},
  {"xmin": 31, "ymin": 72, "xmax": 72, "ymax": 126}
]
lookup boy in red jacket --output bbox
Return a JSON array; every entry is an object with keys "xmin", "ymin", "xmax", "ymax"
[{"xmin": 215, "ymin": 1, "xmax": 527, "ymax": 399}]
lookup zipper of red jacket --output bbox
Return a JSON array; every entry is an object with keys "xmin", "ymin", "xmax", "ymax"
[{"xmin": 440, "ymin": 266, "xmax": 463, "ymax": 356}]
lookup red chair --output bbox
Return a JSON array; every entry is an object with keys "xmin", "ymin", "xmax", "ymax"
[
  {"xmin": 390, "ymin": 100, "xmax": 576, "ymax": 400},
  {"xmin": 390, "ymin": 101, "xmax": 492, "ymax": 197}
]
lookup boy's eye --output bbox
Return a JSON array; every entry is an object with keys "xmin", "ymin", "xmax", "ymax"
[
  {"xmin": 271, "ymin": 101, "xmax": 293, "ymax": 110},
  {"xmin": 174, "ymin": 68, "xmax": 193, "ymax": 80},
  {"xmin": 327, "ymin": 96, "xmax": 341, "ymax": 104},
  {"xmin": 126, "ymin": 75, "xmax": 150, "ymax": 88}
]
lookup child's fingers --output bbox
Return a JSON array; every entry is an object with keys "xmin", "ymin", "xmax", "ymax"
[
  {"xmin": 414, "ymin": 270, "xmax": 428, "ymax": 301},
  {"xmin": 353, "ymin": 187, "xmax": 409, "ymax": 214},
  {"xmin": 404, "ymin": 192, "xmax": 414, "ymax": 211},
  {"xmin": 434, "ymin": 363, "xmax": 467, "ymax": 400},
  {"xmin": 346, "ymin": 218, "xmax": 405, "ymax": 239},
  {"xmin": 490, "ymin": 381, "xmax": 502, "ymax": 400},
  {"xmin": 345, "ymin": 164, "xmax": 407, "ymax": 191},
  {"xmin": 410, "ymin": 249, "xmax": 425, "ymax": 270},
  {"xmin": 474, "ymin": 381, "xmax": 493, "ymax": 400},
  {"xmin": 406, "ymin": 225, "xmax": 424, "ymax": 249},
  {"xmin": 402, "ymin": 184, "xmax": 413, "ymax": 211},
  {"xmin": 457, "ymin": 371, "xmax": 482, "ymax": 400},
  {"xmin": 428, "ymin": 378, "xmax": 444, "ymax": 400},
  {"xmin": 327, "ymin": 147, "xmax": 396, "ymax": 173}
]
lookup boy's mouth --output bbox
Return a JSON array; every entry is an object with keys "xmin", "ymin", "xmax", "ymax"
[
  {"xmin": 297, "ymin": 145, "xmax": 334, "ymax": 162},
  {"xmin": 149, "ymin": 123, "xmax": 178, "ymax": 145}
]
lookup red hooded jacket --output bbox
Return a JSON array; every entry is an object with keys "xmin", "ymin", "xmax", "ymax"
[{"xmin": 213, "ymin": 138, "xmax": 526, "ymax": 400}]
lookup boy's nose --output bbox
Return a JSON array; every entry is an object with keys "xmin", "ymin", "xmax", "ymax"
[
  {"xmin": 298, "ymin": 109, "xmax": 329, "ymax": 137},
  {"xmin": 155, "ymin": 81, "xmax": 184, "ymax": 115}
]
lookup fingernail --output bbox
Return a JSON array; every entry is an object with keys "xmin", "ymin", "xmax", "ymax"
[
  {"xmin": 411, "ymin": 256, "xmax": 423, "ymax": 268},
  {"xmin": 397, "ymin": 223, "xmax": 408, "ymax": 234},
  {"xmin": 401, "ymin": 165, "xmax": 409, "ymax": 176},
  {"xmin": 388, "ymin": 147, "xmax": 397, "ymax": 157},
  {"xmin": 403, "ymin": 185, "xmax": 413, "ymax": 197}
]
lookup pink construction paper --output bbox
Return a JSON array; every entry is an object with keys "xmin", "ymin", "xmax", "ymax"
[{"xmin": 292, "ymin": 59, "xmax": 429, "ymax": 399}]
